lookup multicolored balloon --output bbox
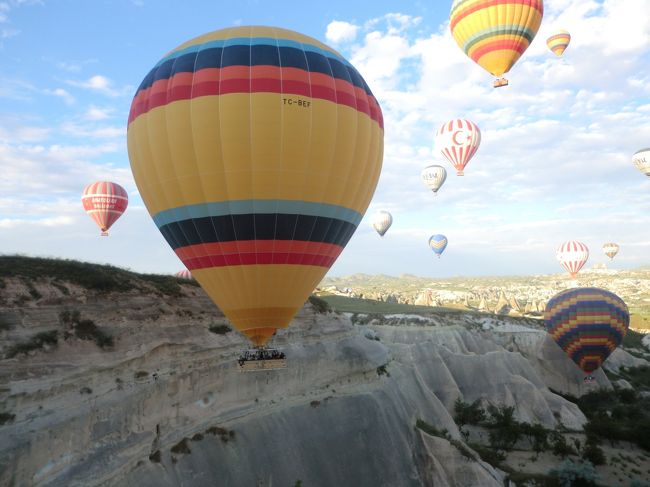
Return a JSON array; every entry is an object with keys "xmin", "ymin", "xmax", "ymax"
[
  {"xmin": 429, "ymin": 234, "xmax": 448, "ymax": 258},
  {"xmin": 435, "ymin": 119, "xmax": 481, "ymax": 176},
  {"xmin": 371, "ymin": 211, "xmax": 393, "ymax": 237},
  {"xmin": 556, "ymin": 240, "xmax": 589, "ymax": 277},
  {"xmin": 544, "ymin": 287, "xmax": 629, "ymax": 377},
  {"xmin": 632, "ymin": 148, "xmax": 650, "ymax": 178},
  {"xmin": 175, "ymin": 269, "xmax": 193, "ymax": 280},
  {"xmin": 602, "ymin": 242, "xmax": 619, "ymax": 260},
  {"xmin": 81, "ymin": 181, "xmax": 128, "ymax": 236},
  {"xmin": 127, "ymin": 26, "xmax": 384, "ymax": 347},
  {"xmin": 421, "ymin": 165, "xmax": 447, "ymax": 195},
  {"xmin": 449, "ymin": 0, "xmax": 544, "ymax": 87},
  {"xmin": 546, "ymin": 29, "xmax": 571, "ymax": 56}
]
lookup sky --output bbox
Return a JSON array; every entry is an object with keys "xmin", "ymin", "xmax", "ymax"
[{"xmin": 1, "ymin": 0, "xmax": 650, "ymax": 278}]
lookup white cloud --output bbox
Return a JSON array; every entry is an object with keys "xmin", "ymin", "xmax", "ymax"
[
  {"xmin": 60, "ymin": 122, "xmax": 124, "ymax": 139},
  {"xmin": 66, "ymin": 75, "xmax": 125, "ymax": 97},
  {"xmin": 84, "ymin": 106, "xmax": 114, "ymax": 121},
  {"xmin": 325, "ymin": 20, "xmax": 359, "ymax": 44},
  {"xmin": 44, "ymin": 87, "xmax": 75, "ymax": 105}
]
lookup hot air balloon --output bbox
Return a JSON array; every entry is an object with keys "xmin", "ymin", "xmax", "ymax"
[
  {"xmin": 556, "ymin": 240, "xmax": 589, "ymax": 278},
  {"xmin": 546, "ymin": 29, "xmax": 571, "ymax": 56},
  {"xmin": 602, "ymin": 243, "xmax": 619, "ymax": 260},
  {"xmin": 449, "ymin": 0, "xmax": 544, "ymax": 88},
  {"xmin": 435, "ymin": 119, "xmax": 481, "ymax": 176},
  {"xmin": 429, "ymin": 234, "xmax": 448, "ymax": 258},
  {"xmin": 127, "ymin": 26, "xmax": 383, "ymax": 352},
  {"xmin": 371, "ymin": 211, "xmax": 393, "ymax": 237},
  {"xmin": 544, "ymin": 287, "xmax": 629, "ymax": 381},
  {"xmin": 175, "ymin": 269, "xmax": 193, "ymax": 280},
  {"xmin": 81, "ymin": 181, "xmax": 128, "ymax": 236},
  {"xmin": 421, "ymin": 165, "xmax": 447, "ymax": 195},
  {"xmin": 632, "ymin": 148, "xmax": 650, "ymax": 178}
]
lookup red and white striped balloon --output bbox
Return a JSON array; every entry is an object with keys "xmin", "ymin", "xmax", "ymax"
[
  {"xmin": 435, "ymin": 119, "xmax": 481, "ymax": 176},
  {"xmin": 81, "ymin": 181, "xmax": 128, "ymax": 236},
  {"xmin": 556, "ymin": 240, "xmax": 589, "ymax": 278},
  {"xmin": 175, "ymin": 269, "xmax": 193, "ymax": 280}
]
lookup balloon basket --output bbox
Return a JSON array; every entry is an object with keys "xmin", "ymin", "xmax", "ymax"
[
  {"xmin": 493, "ymin": 78, "xmax": 509, "ymax": 88},
  {"xmin": 100, "ymin": 231, "xmax": 109, "ymax": 237},
  {"xmin": 456, "ymin": 171, "xmax": 464, "ymax": 176},
  {"xmin": 238, "ymin": 348, "xmax": 287, "ymax": 372},
  {"xmin": 583, "ymin": 375, "xmax": 595, "ymax": 383}
]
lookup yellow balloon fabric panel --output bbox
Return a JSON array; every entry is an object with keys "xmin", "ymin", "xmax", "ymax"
[
  {"xmin": 450, "ymin": 0, "xmax": 544, "ymax": 77},
  {"xmin": 127, "ymin": 26, "xmax": 384, "ymax": 346}
]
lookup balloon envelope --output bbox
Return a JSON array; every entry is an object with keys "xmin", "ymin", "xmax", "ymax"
[
  {"xmin": 421, "ymin": 165, "xmax": 447, "ymax": 194},
  {"xmin": 127, "ymin": 26, "xmax": 384, "ymax": 347},
  {"xmin": 429, "ymin": 234, "xmax": 448, "ymax": 258},
  {"xmin": 81, "ymin": 181, "xmax": 128, "ymax": 236},
  {"xmin": 632, "ymin": 148, "xmax": 650, "ymax": 178},
  {"xmin": 602, "ymin": 242, "xmax": 619, "ymax": 260},
  {"xmin": 175, "ymin": 269, "xmax": 193, "ymax": 280},
  {"xmin": 546, "ymin": 29, "xmax": 571, "ymax": 56},
  {"xmin": 449, "ymin": 0, "xmax": 544, "ymax": 82},
  {"xmin": 435, "ymin": 119, "xmax": 481, "ymax": 176},
  {"xmin": 544, "ymin": 287, "xmax": 629, "ymax": 375},
  {"xmin": 371, "ymin": 211, "xmax": 393, "ymax": 237},
  {"xmin": 556, "ymin": 240, "xmax": 589, "ymax": 277}
]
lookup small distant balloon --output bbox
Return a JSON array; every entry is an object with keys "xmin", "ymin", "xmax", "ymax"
[
  {"xmin": 81, "ymin": 181, "xmax": 128, "ymax": 236},
  {"xmin": 175, "ymin": 269, "xmax": 193, "ymax": 280},
  {"xmin": 602, "ymin": 242, "xmax": 619, "ymax": 260},
  {"xmin": 421, "ymin": 165, "xmax": 447, "ymax": 195},
  {"xmin": 435, "ymin": 119, "xmax": 481, "ymax": 176},
  {"xmin": 546, "ymin": 29, "xmax": 571, "ymax": 56},
  {"xmin": 632, "ymin": 148, "xmax": 650, "ymax": 178},
  {"xmin": 556, "ymin": 240, "xmax": 589, "ymax": 277},
  {"xmin": 545, "ymin": 287, "xmax": 629, "ymax": 379},
  {"xmin": 429, "ymin": 234, "xmax": 448, "ymax": 258},
  {"xmin": 371, "ymin": 211, "xmax": 393, "ymax": 237}
]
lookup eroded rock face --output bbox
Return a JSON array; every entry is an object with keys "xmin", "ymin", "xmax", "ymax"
[{"xmin": 0, "ymin": 278, "xmax": 624, "ymax": 487}]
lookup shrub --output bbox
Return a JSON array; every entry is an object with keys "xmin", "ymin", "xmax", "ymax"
[
  {"xmin": 550, "ymin": 430, "xmax": 577, "ymax": 458},
  {"xmin": 310, "ymin": 400, "xmax": 321, "ymax": 408},
  {"xmin": 520, "ymin": 422, "xmax": 550, "ymax": 455},
  {"xmin": 0, "ymin": 316, "xmax": 12, "ymax": 331},
  {"xmin": 170, "ymin": 438, "xmax": 191, "ymax": 454},
  {"xmin": 582, "ymin": 436, "xmax": 606, "ymax": 465},
  {"xmin": 376, "ymin": 364, "xmax": 390, "ymax": 377},
  {"xmin": 79, "ymin": 386, "xmax": 93, "ymax": 394},
  {"xmin": 135, "ymin": 371, "xmax": 149, "ymax": 379},
  {"xmin": 5, "ymin": 330, "xmax": 58, "ymax": 358},
  {"xmin": 454, "ymin": 398, "xmax": 486, "ymax": 426},
  {"xmin": 467, "ymin": 442, "xmax": 506, "ymax": 467},
  {"xmin": 415, "ymin": 419, "xmax": 449, "ymax": 439},
  {"xmin": 149, "ymin": 450, "xmax": 161, "ymax": 463},
  {"xmin": 307, "ymin": 295, "xmax": 331, "ymax": 314},
  {"xmin": 208, "ymin": 324, "xmax": 231, "ymax": 335},
  {"xmin": 548, "ymin": 460, "xmax": 599, "ymax": 487},
  {"xmin": 0, "ymin": 412, "xmax": 15, "ymax": 425},
  {"xmin": 191, "ymin": 433, "xmax": 204, "ymax": 441},
  {"xmin": 73, "ymin": 319, "xmax": 114, "ymax": 349},
  {"xmin": 486, "ymin": 404, "xmax": 521, "ymax": 451}
]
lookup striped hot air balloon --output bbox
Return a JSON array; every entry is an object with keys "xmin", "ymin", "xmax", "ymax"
[
  {"xmin": 371, "ymin": 211, "xmax": 393, "ymax": 237},
  {"xmin": 632, "ymin": 148, "xmax": 650, "ymax": 178},
  {"xmin": 449, "ymin": 0, "xmax": 544, "ymax": 87},
  {"xmin": 127, "ymin": 26, "xmax": 384, "ymax": 348},
  {"xmin": 435, "ymin": 119, "xmax": 481, "ymax": 176},
  {"xmin": 556, "ymin": 240, "xmax": 589, "ymax": 278},
  {"xmin": 546, "ymin": 29, "xmax": 571, "ymax": 56},
  {"xmin": 81, "ymin": 181, "xmax": 128, "ymax": 236},
  {"xmin": 602, "ymin": 243, "xmax": 619, "ymax": 260},
  {"xmin": 175, "ymin": 269, "xmax": 193, "ymax": 280},
  {"xmin": 421, "ymin": 165, "xmax": 447, "ymax": 195},
  {"xmin": 544, "ymin": 287, "xmax": 629, "ymax": 379},
  {"xmin": 429, "ymin": 234, "xmax": 448, "ymax": 258}
]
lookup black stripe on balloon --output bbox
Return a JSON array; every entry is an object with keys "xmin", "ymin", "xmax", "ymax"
[
  {"xmin": 137, "ymin": 45, "xmax": 372, "ymax": 97},
  {"xmin": 158, "ymin": 214, "xmax": 358, "ymax": 250}
]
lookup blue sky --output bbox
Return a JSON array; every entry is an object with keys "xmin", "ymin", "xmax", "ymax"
[{"xmin": 1, "ymin": 0, "xmax": 650, "ymax": 278}]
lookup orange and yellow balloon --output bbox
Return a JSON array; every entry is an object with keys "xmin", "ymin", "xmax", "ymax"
[
  {"xmin": 449, "ymin": 0, "xmax": 544, "ymax": 87},
  {"xmin": 127, "ymin": 26, "xmax": 384, "ymax": 347},
  {"xmin": 546, "ymin": 29, "xmax": 571, "ymax": 56}
]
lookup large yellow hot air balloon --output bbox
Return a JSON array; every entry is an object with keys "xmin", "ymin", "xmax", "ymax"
[
  {"xmin": 449, "ymin": 0, "xmax": 544, "ymax": 87},
  {"xmin": 127, "ymin": 26, "xmax": 384, "ymax": 347}
]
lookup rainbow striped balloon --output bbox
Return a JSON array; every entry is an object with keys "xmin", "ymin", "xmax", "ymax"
[
  {"xmin": 546, "ymin": 29, "xmax": 571, "ymax": 56},
  {"xmin": 127, "ymin": 26, "xmax": 383, "ymax": 347},
  {"xmin": 449, "ymin": 0, "xmax": 544, "ymax": 84},
  {"xmin": 544, "ymin": 287, "xmax": 629, "ymax": 375}
]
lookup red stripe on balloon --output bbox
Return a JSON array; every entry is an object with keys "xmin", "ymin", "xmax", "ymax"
[{"xmin": 470, "ymin": 39, "xmax": 528, "ymax": 63}]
